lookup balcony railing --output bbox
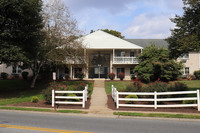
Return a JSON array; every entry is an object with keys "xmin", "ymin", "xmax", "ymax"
[{"xmin": 113, "ymin": 57, "xmax": 139, "ymax": 64}]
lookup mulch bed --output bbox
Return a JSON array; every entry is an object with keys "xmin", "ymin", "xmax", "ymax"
[
  {"xmin": 107, "ymin": 95, "xmax": 200, "ymax": 113},
  {"xmin": 10, "ymin": 97, "xmax": 91, "ymax": 109}
]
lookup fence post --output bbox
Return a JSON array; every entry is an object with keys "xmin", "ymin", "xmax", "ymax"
[
  {"xmin": 112, "ymin": 85, "xmax": 114, "ymax": 98},
  {"xmin": 52, "ymin": 89, "xmax": 55, "ymax": 107},
  {"xmin": 154, "ymin": 91, "xmax": 157, "ymax": 109},
  {"xmin": 116, "ymin": 91, "xmax": 119, "ymax": 108},
  {"xmin": 82, "ymin": 90, "xmax": 85, "ymax": 108},
  {"xmin": 197, "ymin": 90, "xmax": 200, "ymax": 111}
]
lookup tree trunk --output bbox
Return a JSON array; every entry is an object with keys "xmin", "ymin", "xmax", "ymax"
[{"xmin": 30, "ymin": 62, "xmax": 43, "ymax": 89}]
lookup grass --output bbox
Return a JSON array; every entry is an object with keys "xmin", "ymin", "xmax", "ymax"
[
  {"xmin": 0, "ymin": 106, "xmax": 86, "ymax": 114},
  {"xmin": 178, "ymin": 80, "xmax": 200, "ymax": 90},
  {"xmin": 0, "ymin": 80, "xmax": 93, "ymax": 106},
  {"xmin": 114, "ymin": 112, "xmax": 200, "ymax": 119},
  {"xmin": 105, "ymin": 81, "xmax": 131, "ymax": 94}
]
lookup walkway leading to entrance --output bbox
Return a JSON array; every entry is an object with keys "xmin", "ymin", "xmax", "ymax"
[{"xmin": 89, "ymin": 80, "xmax": 112, "ymax": 114}]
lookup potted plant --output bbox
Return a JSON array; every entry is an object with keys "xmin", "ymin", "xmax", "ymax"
[
  {"xmin": 108, "ymin": 72, "xmax": 115, "ymax": 80},
  {"xmin": 118, "ymin": 72, "xmax": 125, "ymax": 80}
]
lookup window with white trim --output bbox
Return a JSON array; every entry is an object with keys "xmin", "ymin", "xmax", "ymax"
[
  {"xmin": 12, "ymin": 66, "xmax": 22, "ymax": 74},
  {"xmin": 184, "ymin": 67, "xmax": 189, "ymax": 75}
]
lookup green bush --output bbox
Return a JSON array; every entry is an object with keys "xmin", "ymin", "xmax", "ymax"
[
  {"xmin": 125, "ymin": 81, "xmax": 143, "ymax": 92},
  {"xmin": 22, "ymin": 71, "xmax": 29, "ymax": 80},
  {"xmin": 168, "ymin": 82, "xmax": 188, "ymax": 91},
  {"xmin": 194, "ymin": 70, "xmax": 200, "ymax": 79},
  {"xmin": 67, "ymin": 93, "xmax": 80, "ymax": 102},
  {"xmin": 108, "ymin": 73, "xmax": 115, "ymax": 80},
  {"xmin": 1, "ymin": 72, "xmax": 8, "ymax": 79},
  {"xmin": 31, "ymin": 96, "xmax": 39, "ymax": 103},
  {"xmin": 143, "ymin": 81, "xmax": 168, "ymax": 92},
  {"xmin": 182, "ymin": 100, "xmax": 196, "ymax": 104},
  {"xmin": 43, "ymin": 88, "xmax": 52, "ymax": 104},
  {"xmin": 125, "ymin": 95, "xmax": 138, "ymax": 104}
]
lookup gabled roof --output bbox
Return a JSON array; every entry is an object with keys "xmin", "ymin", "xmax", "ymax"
[
  {"xmin": 82, "ymin": 30, "xmax": 143, "ymax": 49},
  {"xmin": 125, "ymin": 39, "xmax": 169, "ymax": 48}
]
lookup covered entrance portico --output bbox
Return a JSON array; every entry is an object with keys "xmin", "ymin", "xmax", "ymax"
[{"xmin": 88, "ymin": 52, "xmax": 110, "ymax": 79}]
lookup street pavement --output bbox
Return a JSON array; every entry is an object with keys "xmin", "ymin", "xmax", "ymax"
[{"xmin": 1, "ymin": 110, "xmax": 200, "ymax": 133}]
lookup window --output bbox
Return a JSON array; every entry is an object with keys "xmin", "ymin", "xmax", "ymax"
[
  {"xmin": 74, "ymin": 68, "xmax": 82, "ymax": 78},
  {"xmin": 130, "ymin": 68, "xmax": 134, "ymax": 75},
  {"xmin": 116, "ymin": 51, "xmax": 125, "ymax": 57},
  {"xmin": 12, "ymin": 66, "xmax": 22, "ymax": 74},
  {"xmin": 179, "ymin": 53, "xmax": 189, "ymax": 59},
  {"xmin": 184, "ymin": 67, "xmax": 189, "ymax": 75},
  {"xmin": 117, "ymin": 68, "xmax": 125, "ymax": 78},
  {"xmin": 130, "ymin": 52, "xmax": 135, "ymax": 57}
]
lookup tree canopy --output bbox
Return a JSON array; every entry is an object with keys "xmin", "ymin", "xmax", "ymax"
[
  {"xmin": 0, "ymin": 0, "xmax": 44, "ymax": 65},
  {"xmin": 90, "ymin": 29, "xmax": 125, "ymax": 38},
  {"xmin": 133, "ymin": 45, "xmax": 183, "ymax": 83},
  {"xmin": 166, "ymin": 0, "xmax": 200, "ymax": 58}
]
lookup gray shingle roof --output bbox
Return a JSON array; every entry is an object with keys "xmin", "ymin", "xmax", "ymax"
[{"xmin": 125, "ymin": 39, "xmax": 169, "ymax": 48}]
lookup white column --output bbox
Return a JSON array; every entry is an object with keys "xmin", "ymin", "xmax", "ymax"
[
  {"xmin": 70, "ymin": 65, "xmax": 73, "ymax": 79},
  {"xmin": 52, "ymin": 90, "xmax": 55, "ymax": 107},
  {"xmin": 113, "ymin": 49, "xmax": 115, "ymax": 63}
]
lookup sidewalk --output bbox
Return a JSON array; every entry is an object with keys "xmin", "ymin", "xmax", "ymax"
[{"xmin": 89, "ymin": 80, "xmax": 113, "ymax": 114}]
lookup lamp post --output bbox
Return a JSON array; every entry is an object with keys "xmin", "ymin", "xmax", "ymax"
[{"xmin": 98, "ymin": 64, "xmax": 101, "ymax": 78}]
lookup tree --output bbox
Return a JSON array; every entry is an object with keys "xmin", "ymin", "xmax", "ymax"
[
  {"xmin": 166, "ymin": 0, "xmax": 200, "ymax": 58},
  {"xmin": 29, "ymin": 0, "xmax": 85, "ymax": 88},
  {"xmin": 90, "ymin": 29, "xmax": 125, "ymax": 38},
  {"xmin": 133, "ymin": 45, "xmax": 183, "ymax": 83},
  {"xmin": 0, "ymin": 0, "xmax": 44, "ymax": 65}
]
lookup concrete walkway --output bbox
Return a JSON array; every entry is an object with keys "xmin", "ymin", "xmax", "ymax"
[{"xmin": 89, "ymin": 80, "xmax": 112, "ymax": 114}]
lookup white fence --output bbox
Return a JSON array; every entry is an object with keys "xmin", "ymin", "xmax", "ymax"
[
  {"xmin": 52, "ymin": 84, "xmax": 88, "ymax": 108},
  {"xmin": 112, "ymin": 85, "xmax": 200, "ymax": 111}
]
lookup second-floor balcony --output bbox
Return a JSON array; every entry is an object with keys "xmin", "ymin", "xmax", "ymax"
[{"xmin": 113, "ymin": 57, "xmax": 139, "ymax": 64}]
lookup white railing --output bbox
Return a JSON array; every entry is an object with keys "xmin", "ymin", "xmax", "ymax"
[
  {"xmin": 112, "ymin": 85, "xmax": 200, "ymax": 111},
  {"xmin": 113, "ymin": 57, "xmax": 139, "ymax": 64},
  {"xmin": 52, "ymin": 84, "xmax": 88, "ymax": 108}
]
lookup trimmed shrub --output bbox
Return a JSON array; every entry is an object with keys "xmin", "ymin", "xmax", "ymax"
[
  {"xmin": 194, "ymin": 70, "xmax": 200, "ymax": 80},
  {"xmin": 43, "ymin": 88, "xmax": 52, "ymax": 104},
  {"xmin": 31, "ymin": 96, "xmax": 39, "ymax": 103},
  {"xmin": 1, "ymin": 72, "xmax": 8, "ymax": 79},
  {"xmin": 108, "ymin": 73, "xmax": 115, "ymax": 80},
  {"xmin": 22, "ymin": 71, "xmax": 29, "ymax": 80},
  {"xmin": 182, "ymin": 100, "xmax": 196, "ymax": 104},
  {"xmin": 67, "ymin": 93, "xmax": 80, "ymax": 102},
  {"xmin": 118, "ymin": 72, "xmax": 125, "ymax": 80},
  {"xmin": 74, "ymin": 83, "xmax": 85, "ymax": 91},
  {"xmin": 125, "ymin": 95, "xmax": 138, "ymax": 104}
]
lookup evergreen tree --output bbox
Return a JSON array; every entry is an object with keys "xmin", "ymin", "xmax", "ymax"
[
  {"xmin": 133, "ymin": 45, "xmax": 183, "ymax": 83},
  {"xmin": 166, "ymin": 0, "xmax": 200, "ymax": 58}
]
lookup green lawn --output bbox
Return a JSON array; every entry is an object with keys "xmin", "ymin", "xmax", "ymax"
[
  {"xmin": 0, "ymin": 80, "xmax": 93, "ymax": 105},
  {"xmin": 105, "ymin": 80, "xmax": 200, "ymax": 94},
  {"xmin": 105, "ymin": 81, "xmax": 131, "ymax": 94}
]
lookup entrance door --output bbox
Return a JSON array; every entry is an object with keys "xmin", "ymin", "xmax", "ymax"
[{"xmin": 89, "ymin": 53, "xmax": 110, "ymax": 79}]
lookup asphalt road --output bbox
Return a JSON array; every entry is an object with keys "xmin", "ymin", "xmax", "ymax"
[{"xmin": 0, "ymin": 110, "xmax": 200, "ymax": 133}]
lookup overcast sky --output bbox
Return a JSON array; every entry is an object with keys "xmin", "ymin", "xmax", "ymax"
[{"xmin": 63, "ymin": 0, "xmax": 183, "ymax": 39}]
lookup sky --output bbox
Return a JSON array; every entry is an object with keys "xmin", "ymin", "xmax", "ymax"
[{"xmin": 63, "ymin": 0, "xmax": 184, "ymax": 39}]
